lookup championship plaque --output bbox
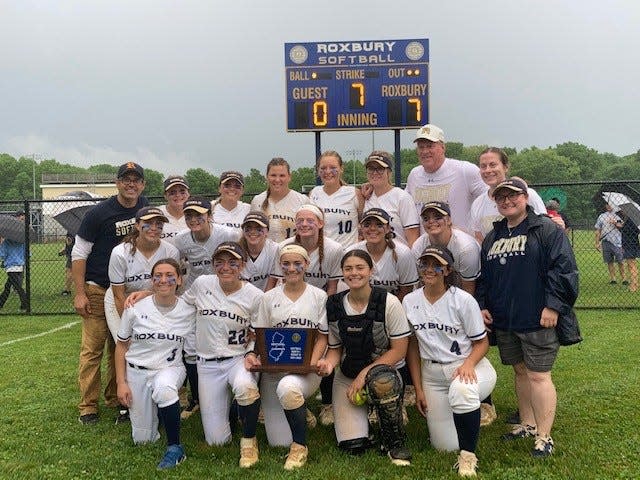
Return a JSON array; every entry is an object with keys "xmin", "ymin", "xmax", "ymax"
[{"xmin": 250, "ymin": 328, "xmax": 317, "ymax": 373}]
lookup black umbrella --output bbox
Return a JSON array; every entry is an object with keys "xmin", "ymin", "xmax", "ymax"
[
  {"xmin": 53, "ymin": 204, "xmax": 96, "ymax": 236},
  {"xmin": 0, "ymin": 214, "xmax": 33, "ymax": 243}
]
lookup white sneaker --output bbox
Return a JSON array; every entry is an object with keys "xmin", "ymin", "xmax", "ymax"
[
  {"xmin": 239, "ymin": 437, "xmax": 259, "ymax": 468},
  {"xmin": 455, "ymin": 450, "xmax": 477, "ymax": 477},
  {"xmin": 479, "ymin": 403, "xmax": 497, "ymax": 427},
  {"xmin": 284, "ymin": 442, "xmax": 308, "ymax": 470},
  {"xmin": 318, "ymin": 404, "xmax": 334, "ymax": 426},
  {"xmin": 306, "ymin": 407, "xmax": 317, "ymax": 428}
]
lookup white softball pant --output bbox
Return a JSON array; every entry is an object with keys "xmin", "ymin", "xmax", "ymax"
[
  {"xmin": 332, "ymin": 369, "xmax": 369, "ymax": 443},
  {"xmin": 126, "ymin": 363, "xmax": 185, "ymax": 444},
  {"xmin": 260, "ymin": 371, "xmax": 321, "ymax": 447},
  {"xmin": 197, "ymin": 355, "xmax": 260, "ymax": 446},
  {"xmin": 421, "ymin": 356, "xmax": 497, "ymax": 452}
]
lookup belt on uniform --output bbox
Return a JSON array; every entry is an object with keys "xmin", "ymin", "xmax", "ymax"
[
  {"xmin": 425, "ymin": 359, "xmax": 452, "ymax": 365},
  {"xmin": 197, "ymin": 355, "xmax": 233, "ymax": 362},
  {"xmin": 128, "ymin": 362, "xmax": 148, "ymax": 370}
]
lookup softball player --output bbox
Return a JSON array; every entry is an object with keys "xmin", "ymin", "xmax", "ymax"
[
  {"xmin": 173, "ymin": 197, "xmax": 241, "ymax": 289},
  {"xmin": 158, "ymin": 175, "xmax": 190, "ymax": 246},
  {"xmin": 181, "ymin": 242, "xmax": 263, "ymax": 467},
  {"xmin": 404, "ymin": 246, "xmax": 496, "ymax": 477},
  {"xmin": 211, "ymin": 171, "xmax": 251, "ymax": 229},
  {"xmin": 266, "ymin": 204, "xmax": 343, "ymax": 294},
  {"xmin": 115, "ymin": 258, "xmax": 196, "ymax": 470},
  {"xmin": 317, "ymin": 249, "xmax": 413, "ymax": 467},
  {"xmin": 411, "ymin": 201, "xmax": 481, "ymax": 294},
  {"xmin": 362, "ymin": 151, "xmax": 420, "ymax": 246},
  {"xmin": 346, "ymin": 208, "xmax": 419, "ymax": 301},
  {"xmin": 309, "ymin": 150, "xmax": 363, "ymax": 248},
  {"xmin": 238, "ymin": 211, "xmax": 279, "ymax": 291},
  {"xmin": 245, "ymin": 244, "xmax": 328, "ymax": 470},
  {"xmin": 250, "ymin": 158, "xmax": 308, "ymax": 243},
  {"xmin": 106, "ymin": 207, "xmax": 180, "ymax": 343}
]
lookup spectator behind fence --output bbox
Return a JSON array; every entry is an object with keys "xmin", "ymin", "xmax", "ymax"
[
  {"xmin": 58, "ymin": 232, "xmax": 75, "ymax": 296},
  {"xmin": 618, "ymin": 209, "xmax": 639, "ymax": 292},
  {"xmin": 0, "ymin": 214, "xmax": 28, "ymax": 312},
  {"xmin": 594, "ymin": 204, "xmax": 626, "ymax": 285}
]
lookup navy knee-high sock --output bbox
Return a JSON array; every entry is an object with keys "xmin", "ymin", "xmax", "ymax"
[
  {"xmin": 284, "ymin": 405, "xmax": 307, "ymax": 446},
  {"xmin": 159, "ymin": 401, "xmax": 181, "ymax": 446},
  {"xmin": 320, "ymin": 372, "xmax": 334, "ymax": 404},
  {"xmin": 238, "ymin": 399, "xmax": 261, "ymax": 438},
  {"xmin": 185, "ymin": 362, "xmax": 199, "ymax": 403},
  {"xmin": 453, "ymin": 408, "xmax": 481, "ymax": 453}
]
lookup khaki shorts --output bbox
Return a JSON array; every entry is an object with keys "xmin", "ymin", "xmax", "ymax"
[{"xmin": 495, "ymin": 328, "xmax": 559, "ymax": 373}]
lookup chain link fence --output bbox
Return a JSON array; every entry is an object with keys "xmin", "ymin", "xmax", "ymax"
[{"xmin": 1, "ymin": 181, "xmax": 638, "ymax": 315}]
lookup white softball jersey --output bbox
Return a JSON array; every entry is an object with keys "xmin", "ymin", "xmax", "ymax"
[
  {"xmin": 173, "ymin": 224, "xmax": 241, "ymax": 289},
  {"xmin": 240, "ymin": 238, "xmax": 280, "ymax": 291},
  {"xmin": 108, "ymin": 240, "xmax": 181, "ymax": 293},
  {"xmin": 271, "ymin": 236, "xmax": 343, "ymax": 290},
  {"xmin": 347, "ymin": 241, "xmax": 419, "ymax": 292},
  {"xmin": 411, "ymin": 229, "xmax": 481, "ymax": 281},
  {"xmin": 364, "ymin": 187, "xmax": 420, "ymax": 245},
  {"xmin": 117, "ymin": 296, "xmax": 196, "ymax": 369},
  {"xmin": 211, "ymin": 201, "xmax": 251, "ymax": 229},
  {"xmin": 250, "ymin": 190, "xmax": 308, "ymax": 243},
  {"xmin": 309, "ymin": 185, "xmax": 360, "ymax": 247},
  {"xmin": 157, "ymin": 204, "xmax": 188, "ymax": 246},
  {"xmin": 255, "ymin": 284, "xmax": 329, "ymax": 334},
  {"xmin": 470, "ymin": 187, "xmax": 548, "ymax": 237},
  {"xmin": 182, "ymin": 276, "xmax": 264, "ymax": 359},
  {"xmin": 402, "ymin": 287, "xmax": 486, "ymax": 363},
  {"xmin": 405, "ymin": 158, "xmax": 487, "ymax": 233}
]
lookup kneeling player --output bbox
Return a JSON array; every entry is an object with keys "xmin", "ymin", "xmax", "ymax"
[
  {"xmin": 316, "ymin": 249, "xmax": 413, "ymax": 466},
  {"xmin": 404, "ymin": 247, "xmax": 497, "ymax": 477},
  {"xmin": 115, "ymin": 258, "xmax": 196, "ymax": 470}
]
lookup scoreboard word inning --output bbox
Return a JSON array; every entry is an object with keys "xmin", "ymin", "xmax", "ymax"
[{"xmin": 285, "ymin": 39, "xmax": 429, "ymax": 132}]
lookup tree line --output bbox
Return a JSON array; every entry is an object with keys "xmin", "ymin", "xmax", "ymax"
[{"xmin": 1, "ymin": 142, "xmax": 638, "ymax": 225}]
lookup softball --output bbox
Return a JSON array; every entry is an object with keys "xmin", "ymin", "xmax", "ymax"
[{"xmin": 352, "ymin": 389, "xmax": 367, "ymax": 406}]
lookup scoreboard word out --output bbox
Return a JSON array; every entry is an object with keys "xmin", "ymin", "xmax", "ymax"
[{"xmin": 285, "ymin": 39, "xmax": 429, "ymax": 132}]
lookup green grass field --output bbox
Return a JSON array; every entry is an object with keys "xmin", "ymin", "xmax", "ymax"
[{"xmin": 0, "ymin": 311, "xmax": 637, "ymax": 479}]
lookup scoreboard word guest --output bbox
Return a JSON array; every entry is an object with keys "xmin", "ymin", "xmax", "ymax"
[{"xmin": 285, "ymin": 39, "xmax": 429, "ymax": 131}]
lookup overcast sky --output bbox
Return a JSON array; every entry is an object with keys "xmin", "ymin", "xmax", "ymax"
[{"xmin": 1, "ymin": 0, "xmax": 639, "ymax": 175}]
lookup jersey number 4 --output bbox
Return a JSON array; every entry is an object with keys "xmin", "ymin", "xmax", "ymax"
[{"xmin": 450, "ymin": 341, "xmax": 461, "ymax": 356}]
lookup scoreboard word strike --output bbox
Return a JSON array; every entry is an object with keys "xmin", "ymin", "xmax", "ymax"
[{"xmin": 285, "ymin": 39, "xmax": 429, "ymax": 132}]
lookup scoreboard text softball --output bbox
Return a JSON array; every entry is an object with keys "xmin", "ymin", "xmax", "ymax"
[{"xmin": 285, "ymin": 39, "xmax": 429, "ymax": 132}]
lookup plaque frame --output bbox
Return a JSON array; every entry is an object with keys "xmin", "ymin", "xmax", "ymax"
[{"xmin": 250, "ymin": 327, "xmax": 317, "ymax": 373}]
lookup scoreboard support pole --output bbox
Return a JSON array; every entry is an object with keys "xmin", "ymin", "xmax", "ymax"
[
  {"xmin": 394, "ymin": 129, "xmax": 401, "ymax": 187},
  {"xmin": 315, "ymin": 131, "xmax": 322, "ymax": 185}
]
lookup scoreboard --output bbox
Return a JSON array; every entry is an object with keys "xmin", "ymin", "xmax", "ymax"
[{"xmin": 285, "ymin": 39, "xmax": 429, "ymax": 132}]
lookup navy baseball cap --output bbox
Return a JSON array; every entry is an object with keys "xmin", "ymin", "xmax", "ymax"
[
  {"xmin": 361, "ymin": 208, "xmax": 391, "ymax": 224},
  {"xmin": 220, "ymin": 171, "xmax": 245, "ymax": 186},
  {"xmin": 164, "ymin": 175, "xmax": 189, "ymax": 191},
  {"xmin": 117, "ymin": 162, "xmax": 144, "ymax": 179},
  {"xmin": 136, "ymin": 206, "xmax": 169, "ymax": 223},
  {"xmin": 421, "ymin": 201, "xmax": 451, "ymax": 218},
  {"xmin": 493, "ymin": 178, "xmax": 528, "ymax": 196},
  {"xmin": 365, "ymin": 152, "xmax": 393, "ymax": 170},
  {"xmin": 418, "ymin": 246, "xmax": 455, "ymax": 266},
  {"xmin": 242, "ymin": 211, "xmax": 269, "ymax": 228},
  {"xmin": 213, "ymin": 241, "xmax": 247, "ymax": 261},
  {"xmin": 183, "ymin": 197, "xmax": 211, "ymax": 214}
]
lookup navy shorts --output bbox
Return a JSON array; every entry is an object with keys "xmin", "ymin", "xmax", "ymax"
[{"xmin": 602, "ymin": 240, "xmax": 623, "ymax": 263}]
